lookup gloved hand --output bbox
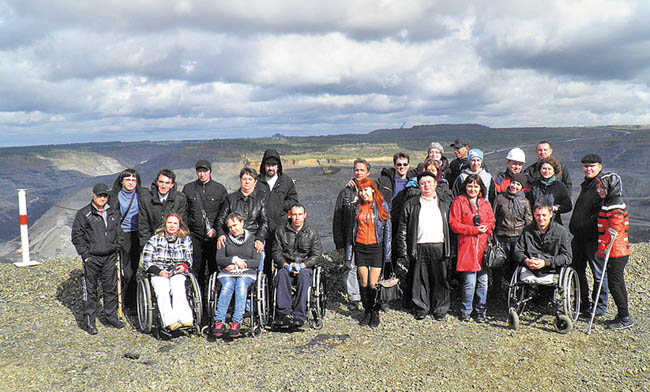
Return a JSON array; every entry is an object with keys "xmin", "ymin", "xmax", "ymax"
[{"xmin": 176, "ymin": 262, "xmax": 189, "ymax": 274}]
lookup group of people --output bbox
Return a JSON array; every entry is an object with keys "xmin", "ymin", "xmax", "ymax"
[
  {"xmin": 72, "ymin": 150, "xmax": 321, "ymax": 337},
  {"xmin": 333, "ymin": 138, "xmax": 632, "ymax": 329},
  {"xmin": 71, "ymin": 137, "xmax": 633, "ymax": 337}
]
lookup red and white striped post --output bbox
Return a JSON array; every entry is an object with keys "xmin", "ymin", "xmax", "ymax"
[{"xmin": 14, "ymin": 189, "xmax": 40, "ymax": 267}]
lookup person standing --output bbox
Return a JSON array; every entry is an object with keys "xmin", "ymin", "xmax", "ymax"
[
  {"xmin": 494, "ymin": 148, "xmax": 528, "ymax": 194},
  {"xmin": 396, "ymin": 171, "xmax": 453, "ymax": 321},
  {"xmin": 450, "ymin": 174, "xmax": 495, "ymax": 322},
  {"xmin": 110, "ymin": 169, "xmax": 146, "ymax": 311},
  {"xmin": 256, "ymin": 149, "xmax": 299, "ymax": 279},
  {"xmin": 447, "ymin": 138, "xmax": 470, "ymax": 186},
  {"xmin": 452, "ymin": 149, "xmax": 496, "ymax": 203},
  {"xmin": 139, "ymin": 169, "xmax": 188, "ymax": 248},
  {"xmin": 350, "ymin": 177, "xmax": 391, "ymax": 328},
  {"xmin": 527, "ymin": 157, "xmax": 572, "ymax": 225},
  {"xmin": 332, "ymin": 158, "xmax": 371, "ymax": 310},
  {"xmin": 182, "ymin": 160, "xmax": 227, "ymax": 292},
  {"xmin": 426, "ymin": 142, "xmax": 451, "ymax": 182},
  {"xmin": 569, "ymin": 154, "xmax": 608, "ymax": 316},
  {"xmin": 524, "ymin": 141, "xmax": 572, "ymax": 194},
  {"xmin": 71, "ymin": 183, "xmax": 124, "ymax": 335},
  {"xmin": 596, "ymin": 173, "xmax": 633, "ymax": 329}
]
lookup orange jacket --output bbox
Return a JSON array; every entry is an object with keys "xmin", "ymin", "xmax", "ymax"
[{"xmin": 596, "ymin": 205, "xmax": 630, "ymax": 259}]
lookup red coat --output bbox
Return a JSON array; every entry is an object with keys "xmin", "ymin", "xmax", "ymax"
[
  {"xmin": 450, "ymin": 195, "xmax": 495, "ymax": 272},
  {"xmin": 596, "ymin": 205, "xmax": 631, "ymax": 259}
]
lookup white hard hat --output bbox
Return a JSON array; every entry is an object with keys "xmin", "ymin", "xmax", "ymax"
[{"xmin": 506, "ymin": 147, "xmax": 526, "ymax": 163}]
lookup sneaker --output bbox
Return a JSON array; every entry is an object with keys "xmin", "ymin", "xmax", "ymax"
[
  {"xmin": 475, "ymin": 313, "xmax": 486, "ymax": 324},
  {"xmin": 86, "ymin": 319, "xmax": 98, "ymax": 335},
  {"xmin": 359, "ymin": 312, "xmax": 372, "ymax": 326},
  {"xmin": 607, "ymin": 316, "xmax": 634, "ymax": 330},
  {"xmin": 348, "ymin": 300, "xmax": 361, "ymax": 311},
  {"xmin": 292, "ymin": 318, "xmax": 306, "ymax": 328},
  {"xmin": 460, "ymin": 314, "xmax": 471, "ymax": 322},
  {"xmin": 212, "ymin": 321, "xmax": 225, "ymax": 337},
  {"xmin": 106, "ymin": 318, "xmax": 125, "ymax": 329},
  {"xmin": 168, "ymin": 321, "xmax": 182, "ymax": 331},
  {"xmin": 228, "ymin": 322, "xmax": 241, "ymax": 338},
  {"xmin": 369, "ymin": 311, "xmax": 380, "ymax": 329},
  {"xmin": 182, "ymin": 321, "xmax": 194, "ymax": 328}
]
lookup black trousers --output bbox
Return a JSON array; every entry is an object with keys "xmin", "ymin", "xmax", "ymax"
[
  {"xmin": 411, "ymin": 243, "xmax": 449, "ymax": 316},
  {"xmin": 607, "ymin": 256, "xmax": 630, "ymax": 318},
  {"xmin": 275, "ymin": 268, "xmax": 312, "ymax": 321},
  {"xmin": 191, "ymin": 235, "xmax": 217, "ymax": 290},
  {"xmin": 120, "ymin": 231, "xmax": 141, "ymax": 307},
  {"xmin": 82, "ymin": 253, "xmax": 119, "ymax": 322}
]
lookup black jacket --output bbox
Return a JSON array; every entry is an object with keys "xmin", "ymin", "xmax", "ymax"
[
  {"xmin": 332, "ymin": 185, "xmax": 358, "ymax": 250},
  {"xmin": 182, "ymin": 179, "xmax": 227, "ymax": 241},
  {"xmin": 110, "ymin": 172, "xmax": 147, "ymax": 232},
  {"xmin": 376, "ymin": 167, "xmax": 411, "ymax": 225},
  {"xmin": 71, "ymin": 203, "xmax": 123, "ymax": 260},
  {"xmin": 257, "ymin": 149, "xmax": 299, "ymax": 233},
  {"xmin": 569, "ymin": 173, "xmax": 604, "ymax": 241},
  {"xmin": 447, "ymin": 156, "xmax": 468, "ymax": 186},
  {"xmin": 396, "ymin": 187, "xmax": 453, "ymax": 261},
  {"xmin": 524, "ymin": 160, "xmax": 573, "ymax": 195},
  {"xmin": 138, "ymin": 184, "xmax": 188, "ymax": 247},
  {"xmin": 272, "ymin": 221, "xmax": 322, "ymax": 269},
  {"xmin": 216, "ymin": 190, "xmax": 269, "ymax": 242},
  {"xmin": 514, "ymin": 221, "xmax": 572, "ymax": 275},
  {"xmin": 527, "ymin": 179, "xmax": 572, "ymax": 225}
]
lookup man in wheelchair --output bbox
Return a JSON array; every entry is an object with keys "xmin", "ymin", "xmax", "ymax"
[{"xmin": 272, "ymin": 203, "xmax": 323, "ymax": 328}]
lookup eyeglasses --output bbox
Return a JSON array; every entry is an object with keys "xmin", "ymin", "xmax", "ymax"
[{"xmin": 395, "ymin": 163, "xmax": 409, "ymax": 167}]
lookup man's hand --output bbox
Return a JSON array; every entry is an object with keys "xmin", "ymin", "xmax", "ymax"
[
  {"xmin": 525, "ymin": 257, "xmax": 545, "ymax": 270},
  {"xmin": 255, "ymin": 240, "xmax": 264, "ymax": 253},
  {"xmin": 217, "ymin": 235, "xmax": 226, "ymax": 249},
  {"xmin": 207, "ymin": 228, "xmax": 216, "ymax": 238}
]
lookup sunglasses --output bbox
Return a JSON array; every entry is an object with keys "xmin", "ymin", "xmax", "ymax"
[{"xmin": 395, "ymin": 163, "xmax": 409, "ymax": 167}]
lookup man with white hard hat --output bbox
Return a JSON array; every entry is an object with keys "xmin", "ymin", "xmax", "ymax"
[{"xmin": 494, "ymin": 147, "xmax": 528, "ymax": 194}]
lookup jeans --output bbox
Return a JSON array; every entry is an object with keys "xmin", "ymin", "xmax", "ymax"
[
  {"xmin": 343, "ymin": 254, "xmax": 360, "ymax": 302},
  {"xmin": 460, "ymin": 270, "xmax": 488, "ymax": 317},
  {"xmin": 276, "ymin": 268, "xmax": 312, "ymax": 321},
  {"xmin": 215, "ymin": 276, "xmax": 254, "ymax": 323}
]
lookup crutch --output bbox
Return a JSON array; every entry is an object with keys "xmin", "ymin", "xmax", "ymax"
[
  {"xmin": 116, "ymin": 251, "xmax": 123, "ymax": 319},
  {"xmin": 586, "ymin": 228, "xmax": 618, "ymax": 335}
]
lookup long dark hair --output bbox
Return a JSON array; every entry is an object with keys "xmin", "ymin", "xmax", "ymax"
[
  {"xmin": 355, "ymin": 177, "xmax": 390, "ymax": 221},
  {"xmin": 461, "ymin": 174, "xmax": 486, "ymax": 198}
]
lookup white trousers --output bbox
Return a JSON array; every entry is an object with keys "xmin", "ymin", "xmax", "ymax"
[{"xmin": 150, "ymin": 274, "xmax": 193, "ymax": 327}]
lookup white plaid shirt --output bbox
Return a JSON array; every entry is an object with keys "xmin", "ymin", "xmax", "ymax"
[{"xmin": 141, "ymin": 234, "xmax": 193, "ymax": 273}]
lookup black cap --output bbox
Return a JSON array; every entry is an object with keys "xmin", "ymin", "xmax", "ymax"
[
  {"xmin": 92, "ymin": 183, "xmax": 110, "ymax": 195},
  {"xmin": 264, "ymin": 156, "xmax": 280, "ymax": 165},
  {"xmin": 511, "ymin": 173, "xmax": 527, "ymax": 186},
  {"xmin": 195, "ymin": 160, "xmax": 211, "ymax": 171},
  {"xmin": 581, "ymin": 154, "xmax": 602, "ymax": 164},
  {"xmin": 417, "ymin": 171, "xmax": 438, "ymax": 183},
  {"xmin": 450, "ymin": 138, "xmax": 469, "ymax": 149}
]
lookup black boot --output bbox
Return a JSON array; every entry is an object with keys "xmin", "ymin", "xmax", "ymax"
[
  {"xmin": 368, "ymin": 287, "xmax": 380, "ymax": 328},
  {"xmin": 359, "ymin": 287, "xmax": 371, "ymax": 326}
]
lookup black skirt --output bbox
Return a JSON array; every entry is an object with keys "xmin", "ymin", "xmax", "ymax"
[{"xmin": 354, "ymin": 242, "xmax": 383, "ymax": 268}]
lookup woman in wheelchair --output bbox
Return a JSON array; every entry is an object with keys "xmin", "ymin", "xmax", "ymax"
[
  {"xmin": 212, "ymin": 213, "xmax": 260, "ymax": 338},
  {"xmin": 141, "ymin": 212, "xmax": 194, "ymax": 331}
]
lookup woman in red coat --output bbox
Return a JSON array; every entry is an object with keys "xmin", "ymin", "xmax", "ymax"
[
  {"xmin": 596, "ymin": 172, "xmax": 633, "ymax": 329},
  {"xmin": 450, "ymin": 174, "xmax": 495, "ymax": 322}
]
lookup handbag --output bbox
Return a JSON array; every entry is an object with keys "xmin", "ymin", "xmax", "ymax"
[
  {"xmin": 482, "ymin": 236, "xmax": 508, "ymax": 269},
  {"xmin": 377, "ymin": 274, "xmax": 402, "ymax": 303}
]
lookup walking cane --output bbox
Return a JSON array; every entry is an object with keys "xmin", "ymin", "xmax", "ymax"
[
  {"xmin": 116, "ymin": 251, "xmax": 123, "ymax": 319},
  {"xmin": 586, "ymin": 228, "xmax": 618, "ymax": 335}
]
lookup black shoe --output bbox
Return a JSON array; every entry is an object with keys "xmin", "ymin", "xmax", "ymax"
[
  {"xmin": 474, "ymin": 313, "xmax": 486, "ymax": 323},
  {"xmin": 86, "ymin": 320, "xmax": 98, "ymax": 335},
  {"xmin": 106, "ymin": 318, "xmax": 125, "ymax": 329},
  {"xmin": 460, "ymin": 314, "xmax": 471, "ymax": 322},
  {"xmin": 433, "ymin": 313, "xmax": 447, "ymax": 321},
  {"xmin": 274, "ymin": 313, "xmax": 291, "ymax": 327},
  {"xmin": 369, "ymin": 312, "xmax": 380, "ymax": 329},
  {"xmin": 359, "ymin": 312, "xmax": 372, "ymax": 326},
  {"xmin": 607, "ymin": 316, "xmax": 634, "ymax": 330},
  {"xmin": 292, "ymin": 318, "xmax": 306, "ymax": 328},
  {"xmin": 414, "ymin": 311, "xmax": 427, "ymax": 321}
]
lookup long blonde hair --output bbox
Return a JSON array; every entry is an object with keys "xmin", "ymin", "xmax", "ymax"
[{"xmin": 155, "ymin": 212, "xmax": 189, "ymax": 238}]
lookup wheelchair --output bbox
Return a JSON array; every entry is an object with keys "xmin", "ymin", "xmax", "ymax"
[
  {"xmin": 507, "ymin": 265, "xmax": 580, "ymax": 334},
  {"xmin": 269, "ymin": 265, "xmax": 327, "ymax": 330},
  {"xmin": 203, "ymin": 269, "xmax": 269, "ymax": 338},
  {"xmin": 136, "ymin": 272, "xmax": 203, "ymax": 338}
]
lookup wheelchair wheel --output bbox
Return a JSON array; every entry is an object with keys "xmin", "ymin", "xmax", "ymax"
[
  {"xmin": 136, "ymin": 278, "xmax": 153, "ymax": 334},
  {"xmin": 207, "ymin": 272, "xmax": 219, "ymax": 324},
  {"xmin": 309, "ymin": 267, "xmax": 326, "ymax": 330},
  {"xmin": 507, "ymin": 266, "xmax": 528, "ymax": 315},
  {"xmin": 553, "ymin": 314, "xmax": 572, "ymax": 334},
  {"xmin": 256, "ymin": 272, "xmax": 269, "ymax": 329},
  {"xmin": 508, "ymin": 308, "xmax": 519, "ymax": 330},
  {"xmin": 186, "ymin": 273, "xmax": 203, "ymax": 333},
  {"xmin": 560, "ymin": 267, "xmax": 580, "ymax": 323}
]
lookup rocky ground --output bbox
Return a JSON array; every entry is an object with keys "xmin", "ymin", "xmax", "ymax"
[{"xmin": 1, "ymin": 245, "xmax": 650, "ymax": 391}]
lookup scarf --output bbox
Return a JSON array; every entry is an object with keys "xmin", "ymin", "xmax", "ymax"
[
  {"xmin": 504, "ymin": 189, "xmax": 526, "ymax": 220},
  {"xmin": 540, "ymin": 175, "xmax": 556, "ymax": 187},
  {"xmin": 228, "ymin": 229, "xmax": 251, "ymax": 246}
]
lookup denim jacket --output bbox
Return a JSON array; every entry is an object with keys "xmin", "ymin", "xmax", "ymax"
[{"xmin": 346, "ymin": 201, "xmax": 392, "ymax": 263}]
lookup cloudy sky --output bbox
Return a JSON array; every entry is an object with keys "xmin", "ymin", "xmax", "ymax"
[{"xmin": 1, "ymin": 0, "xmax": 650, "ymax": 147}]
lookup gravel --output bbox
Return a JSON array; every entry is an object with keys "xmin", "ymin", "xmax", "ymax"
[{"xmin": 1, "ymin": 245, "xmax": 649, "ymax": 391}]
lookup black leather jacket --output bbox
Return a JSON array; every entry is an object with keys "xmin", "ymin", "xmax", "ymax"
[
  {"xmin": 182, "ymin": 179, "xmax": 227, "ymax": 241},
  {"xmin": 396, "ymin": 188, "xmax": 453, "ymax": 261},
  {"xmin": 138, "ymin": 184, "xmax": 188, "ymax": 247},
  {"xmin": 332, "ymin": 185, "xmax": 357, "ymax": 250},
  {"xmin": 216, "ymin": 190, "xmax": 269, "ymax": 242},
  {"xmin": 272, "ymin": 221, "xmax": 322, "ymax": 269}
]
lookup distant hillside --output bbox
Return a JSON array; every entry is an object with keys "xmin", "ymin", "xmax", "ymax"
[{"xmin": 2, "ymin": 124, "xmax": 649, "ymax": 262}]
